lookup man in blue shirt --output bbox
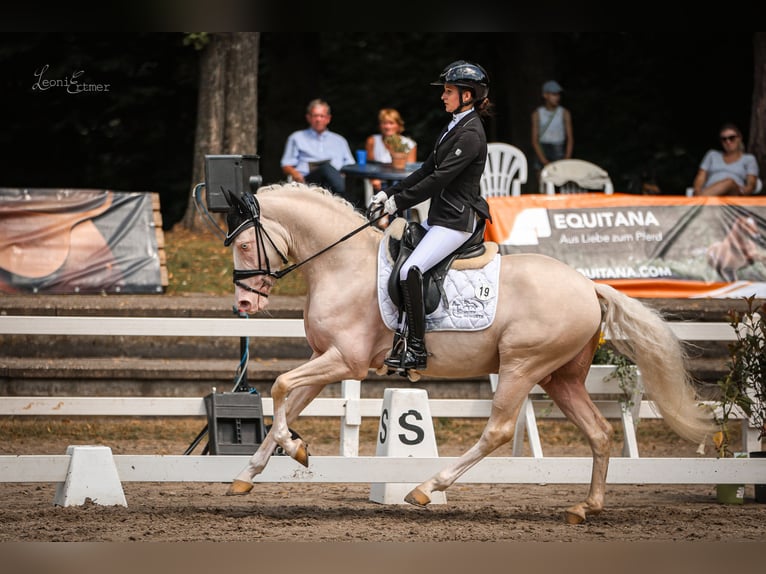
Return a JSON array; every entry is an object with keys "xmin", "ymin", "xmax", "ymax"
[{"xmin": 281, "ymin": 99, "xmax": 355, "ymax": 203}]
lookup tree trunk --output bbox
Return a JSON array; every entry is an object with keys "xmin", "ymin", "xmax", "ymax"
[
  {"xmin": 181, "ymin": 32, "xmax": 259, "ymax": 231},
  {"xmin": 749, "ymin": 32, "xmax": 766, "ymax": 177}
]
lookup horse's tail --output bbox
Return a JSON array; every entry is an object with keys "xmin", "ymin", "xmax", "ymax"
[{"xmin": 594, "ymin": 283, "xmax": 713, "ymax": 444}]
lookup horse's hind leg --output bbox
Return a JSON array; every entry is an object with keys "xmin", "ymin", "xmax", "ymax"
[
  {"xmin": 404, "ymin": 371, "xmax": 530, "ymax": 507},
  {"xmin": 544, "ymin": 350, "xmax": 613, "ymax": 524}
]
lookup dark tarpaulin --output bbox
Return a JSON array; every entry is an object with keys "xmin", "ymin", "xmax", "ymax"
[{"xmin": 0, "ymin": 188, "xmax": 163, "ymax": 294}]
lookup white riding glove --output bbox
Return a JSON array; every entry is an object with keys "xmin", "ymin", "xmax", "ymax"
[
  {"xmin": 367, "ymin": 191, "xmax": 393, "ymax": 222},
  {"xmin": 371, "ymin": 191, "xmax": 388, "ymax": 205},
  {"xmin": 382, "ymin": 195, "xmax": 397, "ymax": 215},
  {"xmin": 368, "ymin": 190, "xmax": 397, "ymax": 217}
]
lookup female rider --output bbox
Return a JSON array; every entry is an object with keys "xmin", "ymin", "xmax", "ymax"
[{"xmin": 368, "ymin": 60, "xmax": 493, "ymax": 373}]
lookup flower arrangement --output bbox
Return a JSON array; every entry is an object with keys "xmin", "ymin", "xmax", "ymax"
[{"xmin": 383, "ymin": 134, "xmax": 412, "ymax": 154}]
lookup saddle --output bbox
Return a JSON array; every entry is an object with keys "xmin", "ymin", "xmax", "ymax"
[{"xmin": 386, "ymin": 218, "xmax": 492, "ymax": 314}]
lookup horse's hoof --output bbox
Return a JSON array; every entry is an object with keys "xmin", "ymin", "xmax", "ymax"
[
  {"xmin": 564, "ymin": 506, "xmax": 586, "ymax": 524},
  {"xmin": 375, "ymin": 366, "xmax": 388, "ymax": 375},
  {"xmin": 294, "ymin": 440, "xmax": 310, "ymax": 467},
  {"xmin": 404, "ymin": 487, "xmax": 431, "ymax": 507},
  {"xmin": 227, "ymin": 479, "xmax": 254, "ymax": 495}
]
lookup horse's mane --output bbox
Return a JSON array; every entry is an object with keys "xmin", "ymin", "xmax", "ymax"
[{"xmin": 256, "ymin": 181, "xmax": 368, "ymax": 224}]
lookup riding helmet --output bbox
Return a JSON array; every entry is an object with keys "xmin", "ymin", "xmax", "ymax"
[{"xmin": 431, "ymin": 60, "xmax": 489, "ymax": 101}]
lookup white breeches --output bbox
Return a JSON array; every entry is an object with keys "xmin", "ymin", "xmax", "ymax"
[{"xmin": 400, "ymin": 221, "xmax": 475, "ymax": 281}]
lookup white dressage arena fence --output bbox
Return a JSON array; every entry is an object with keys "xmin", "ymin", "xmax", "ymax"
[{"xmin": 0, "ymin": 315, "xmax": 764, "ymax": 506}]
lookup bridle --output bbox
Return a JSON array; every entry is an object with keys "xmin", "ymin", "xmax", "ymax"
[
  {"xmin": 227, "ymin": 191, "xmax": 384, "ymax": 298},
  {"xmin": 226, "ymin": 193, "xmax": 290, "ymax": 298}
]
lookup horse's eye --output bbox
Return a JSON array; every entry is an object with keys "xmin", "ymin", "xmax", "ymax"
[{"xmin": 240, "ymin": 242, "xmax": 249, "ymax": 251}]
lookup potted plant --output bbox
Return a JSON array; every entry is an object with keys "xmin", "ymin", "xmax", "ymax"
[
  {"xmin": 709, "ymin": 358, "xmax": 748, "ymax": 503},
  {"xmin": 383, "ymin": 134, "xmax": 412, "ymax": 170},
  {"xmin": 716, "ymin": 296, "xmax": 766, "ymax": 503},
  {"xmin": 592, "ymin": 333, "xmax": 641, "ymax": 415}
]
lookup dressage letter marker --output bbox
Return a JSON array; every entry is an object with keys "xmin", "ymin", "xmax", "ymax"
[
  {"xmin": 369, "ymin": 388, "xmax": 446, "ymax": 505},
  {"xmin": 53, "ymin": 445, "xmax": 127, "ymax": 507}
]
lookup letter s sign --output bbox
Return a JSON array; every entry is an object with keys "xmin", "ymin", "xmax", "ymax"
[
  {"xmin": 398, "ymin": 409, "xmax": 424, "ymax": 445},
  {"xmin": 378, "ymin": 408, "xmax": 388, "ymax": 444}
]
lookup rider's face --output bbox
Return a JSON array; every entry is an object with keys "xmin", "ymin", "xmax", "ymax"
[{"xmin": 441, "ymin": 84, "xmax": 465, "ymax": 114}]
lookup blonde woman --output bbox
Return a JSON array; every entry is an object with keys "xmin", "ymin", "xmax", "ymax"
[
  {"xmin": 365, "ymin": 108, "xmax": 417, "ymax": 192},
  {"xmin": 693, "ymin": 122, "xmax": 759, "ymax": 196}
]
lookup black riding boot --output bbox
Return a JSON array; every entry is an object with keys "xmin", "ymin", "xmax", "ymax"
[{"xmin": 384, "ymin": 266, "xmax": 428, "ymax": 371}]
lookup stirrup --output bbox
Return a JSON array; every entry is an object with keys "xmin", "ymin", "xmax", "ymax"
[
  {"xmin": 399, "ymin": 347, "xmax": 427, "ymax": 371},
  {"xmin": 383, "ymin": 347, "xmax": 405, "ymax": 370},
  {"xmin": 384, "ymin": 344, "xmax": 427, "ymax": 372},
  {"xmin": 383, "ymin": 329, "xmax": 406, "ymax": 368}
]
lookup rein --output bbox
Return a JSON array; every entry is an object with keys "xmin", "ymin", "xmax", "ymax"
[{"xmin": 231, "ymin": 193, "xmax": 386, "ymax": 297}]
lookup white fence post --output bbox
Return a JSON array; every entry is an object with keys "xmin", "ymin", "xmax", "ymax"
[{"xmin": 340, "ymin": 380, "xmax": 361, "ymax": 456}]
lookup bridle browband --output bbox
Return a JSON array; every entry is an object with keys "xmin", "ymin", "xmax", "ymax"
[{"xmin": 228, "ymin": 191, "xmax": 384, "ymax": 298}]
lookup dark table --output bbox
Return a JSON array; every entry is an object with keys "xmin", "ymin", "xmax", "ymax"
[{"xmin": 341, "ymin": 161, "xmax": 422, "ymax": 206}]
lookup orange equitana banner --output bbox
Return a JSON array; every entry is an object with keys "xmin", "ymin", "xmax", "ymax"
[{"xmin": 484, "ymin": 193, "xmax": 766, "ymax": 299}]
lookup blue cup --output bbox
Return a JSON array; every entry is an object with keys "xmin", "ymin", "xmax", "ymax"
[{"xmin": 355, "ymin": 150, "xmax": 367, "ymax": 166}]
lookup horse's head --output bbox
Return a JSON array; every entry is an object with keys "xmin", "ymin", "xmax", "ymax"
[
  {"xmin": 223, "ymin": 182, "xmax": 375, "ymax": 314},
  {"xmin": 223, "ymin": 189, "xmax": 290, "ymax": 315}
]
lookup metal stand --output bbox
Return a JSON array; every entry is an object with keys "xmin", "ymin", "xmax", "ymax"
[{"xmin": 184, "ymin": 309, "xmax": 265, "ymax": 455}]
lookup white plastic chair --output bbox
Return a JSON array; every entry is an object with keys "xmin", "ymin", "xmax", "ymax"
[
  {"xmin": 686, "ymin": 178, "xmax": 763, "ymax": 197},
  {"xmin": 540, "ymin": 159, "xmax": 614, "ymax": 195},
  {"xmin": 480, "ymin": 143, "xmax": 528, "ymax": 198}
]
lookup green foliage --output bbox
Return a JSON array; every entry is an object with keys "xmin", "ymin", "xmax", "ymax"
[
  {"xmin": 183, "ymin": 33, "xmax": 210, "ymax": 51},
  {"xmin": 0, "ymin": 33, "xmax": 757, "ymax": 231},
  {"xmin": 592, "ymin": 335, "xmax": 639, "ymax": 410},
  {"xmin": 714, "ymin": 296, "xmax": 766, "ymax": 457},
  {"xmin": 383, "ymin": 134, "xmax": 413, "ymax": 153}
]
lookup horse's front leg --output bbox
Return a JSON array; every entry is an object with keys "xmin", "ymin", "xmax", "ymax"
[
  {"xmin": 229, "ymin": 348, "xmax": 359, "ymax": 492},
  {"xmin": 228, "ymin": 383, "xmax": 324, "ymax": 494}
]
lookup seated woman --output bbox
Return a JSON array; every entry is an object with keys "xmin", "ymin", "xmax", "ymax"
[
  {"xmin": 692, "ymin": 122, "xmax": 759, "ymax": 196},
  {"xmin": 365, "ymin": 108, "xmax": 418, "ymax": 193}
]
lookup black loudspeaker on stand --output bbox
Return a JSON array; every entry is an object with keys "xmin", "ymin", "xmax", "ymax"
[
  {"xmin": 203, "ymin": 390, "xmax": 265, "ymax": 455},
  {"xmin": 185, "ymin": 310, "xmax": 266, "ymax": 455}
]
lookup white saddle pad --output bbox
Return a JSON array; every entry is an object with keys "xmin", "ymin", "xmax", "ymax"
[{"xmin": 377, "ymin": 236, "xmax": 501, "ymax": 332}]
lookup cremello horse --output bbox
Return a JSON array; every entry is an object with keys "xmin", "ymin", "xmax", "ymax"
[{"xmin": 224, "ymin": 182, "xmax": 711, "ymax": 523}]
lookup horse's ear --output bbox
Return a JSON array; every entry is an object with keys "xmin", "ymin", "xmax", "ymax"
[
  {"xmin": 221, "ymin": 187, "xmax": 234, "ymax": 207},
  {"xmin": 223, "ymin": 191, "xmax": 259, "ymax": 247}
]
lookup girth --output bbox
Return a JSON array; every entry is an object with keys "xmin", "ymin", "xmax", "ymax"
[{"xmin": 387, "ymin": 219, "xmax": 487, "ymax": 314}]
